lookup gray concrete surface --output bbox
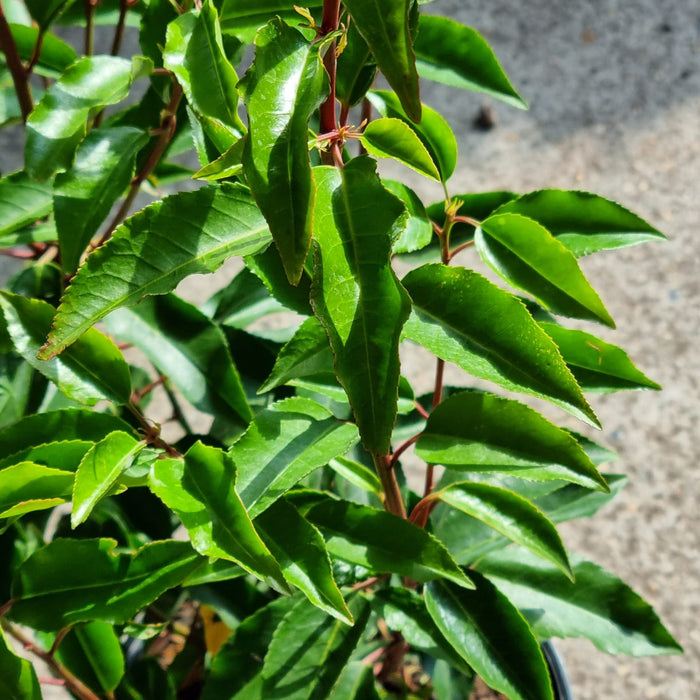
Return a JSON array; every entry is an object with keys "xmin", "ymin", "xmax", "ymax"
[{"xmin": 2, "ymin": 1, "xmax": 698, "ymax": 698}]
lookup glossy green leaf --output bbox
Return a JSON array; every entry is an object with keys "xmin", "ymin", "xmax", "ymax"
[
  {"xmin": 477, "ymin": 213, "xmax": 615, "ymax": 327},
  {"xmin": 104, "ymin": 293, "xmax": 252, "ymax": 425},
  {"xmin": 0, "ymin": 409, "xmax": 133, "ymax": 459},
  {"xmin": 9, "ymin": 538, "xmax": 201, "ymax": 631},
  {"xmin": 369, "ymin": 90, "xmax": 457, "ymax": 180},
  {"xmin": 0, "ymin": 628, "xmax": 41, "ymax": 700},
  {"xmin": 0, "ymin": 220, "xmax": 57, "ymax": 249},
  {"xmin": 256, "ymin": 498, "xmax": 352, "ymax": 623},
  {"xmin": 240, "ymin": 18, "xmax": 328, "ymax": 283},
  {"xmin": 327, "ymin": 456, "xmax": 382, "ymax": 497},
  {"xmin": 372, "ymin": 588, "xmax": 471, "ymax": 673},
  {"xmin": 416, "ymin": 390, "xmax": 607, "ymax": 491},
  {"xmin": 360, "ymin": 118, "xmax": 440, "ymax": 181},
  {"xmin": 0, "ymin": 171, "xmax": 53, "ymax": 238},
  {"xmin": 329, "ymin": 662, "xmax": 380, "ymax": 700},
  {"xmin": 301, "ymin": 495, "xmax": 472, "ymax": 588},
  {"xmin": 258, "ymin": 316, "xmax": 332, "ymax": 393},
  {"xmin": 494, "ymin": 189, "xmax": 665, "ymax": 256},
  {"xmin": 311, "ymin": 159, "xmax": 411, "ymax": 454},
  {"xmin": 54, "ymin": 127, "xmax": 148, "ymax": 273},
  {"xmin": 71, "ymin": 431, "xmax": 143, "ymax": 528},
  {"xmin": 202, "ymin": 596, "xmax": 296, "ymax": 700},
  {"xmin": 193, "ymin": 136, "xmax": 244, "ymax": 180},
  {"xmin": 41, "ymin": 183, "xmax": 271, "ymax": 358},
  {"xmin": 539, "ymin": 322, "xmax": 660, "ymax": 393},
  {"xmin": 344, "ymin": 0, "xmax": 420, "ymax": 121},
  {"xmin": 261, "ymin": 595, "xmax": 371, "ymax": 700},
  {"xmin": 26, "ymin": 56, "xmax": 151, "ymax": 180},
  {"xmin": 0, "ymin": 439, "xmax": 92, "ymax": 472},
  {"xmin": 7, "ymin": 24, "xmax": 78, "ymax": 78},
  {"xmin": 164, "ymin": 0, "xmax": 245, "ymax": 143},
  {"xmin": 402, "ymin": 264, "xmax": 597, "ymax": 425},
  {"xmin": 435, "ymin": 481, "xmax": 572, "ymax": 577},
  {"xmin": 230, "ymin": 397, "xmax": 359, "ymax": 518},
  {"xmin": 218, "ymin": 0, "xmax": 323, "ymax": 41},
  {"xmin": 24, "ymin": 0, "xmax": 77, "ymax": 28},
  {"xmin": 383, "ymin": 179, "xmax": 433, "ymax": 254},
  {"xmin": 245, "ymin": 244, "xmax": 312, "ymax": 316},
  {"xmin": 0, "ymin": 462, "xmax": 74, "ymax": 517},
  {"xmin": 535, "ymin": 473, "xmax": 627, "ymax": 524},
  {"xmin": 335, "ymin": 19, "xmax": 375, "ymax": 108},
  {"xmin": 150, "ymin": 442, "xmax": 288, "ymax": 593},
  {"xmin": 477, "ymin": 548, "xmax": 683, "ymax": 656},
  {"xmin": 414, "ymin": 15, "xmax": 526, "ymax": 109},
  {"xmin": 0, "ymin": 292, "xmax": 132, "ymax": 405},
  {"xmin": 425, "ymin": 574, "xmax": 554, "ymax": 700},
  {"xmin": 54, "ymin": 621, "xmax": 124, "ymax": 693}
]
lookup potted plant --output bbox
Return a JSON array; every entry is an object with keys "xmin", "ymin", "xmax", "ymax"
[{"xmin": 0, "ymin": 0, "xmax": 681, "ymax": 697}]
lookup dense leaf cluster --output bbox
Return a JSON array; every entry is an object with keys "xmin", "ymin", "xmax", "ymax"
[{"xmin": 0, "ymin": 0, "xmax": 680, "ymax": 698}]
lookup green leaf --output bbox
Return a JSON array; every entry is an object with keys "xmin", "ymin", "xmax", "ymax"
[
  {"xmin": 104, "ymin": 293, "xmax": 252, "ymax": 425},
  {"xmin": 259, "ymin": 316, "xmax": 332, "ymax": 393},
  {"xmin": 413, "ymin": 15, "xmax": 526, "ymax": 109},
  {"xmin": 415, "ymin": 390, "xmax": 607, "ymax": 491},
  {"xmin": 0, "ymin": 628, "xmax": 41, "ymax": 700},
  {"xmin": 477, "ymin": 213, "xmax": 615, "ymax": 327},
  {"xmin": 54, "ymin": 127, "xmax": 149, "ymax": 273},
  {"xmin": 230, "ymin": 397, "xmax": 359, "ymax": 518},
  {"xmin": 372, "ymin": 588, "xmax": 471, "ymax": 673},
  {"xmin": 0, "ymin": 439, "xmax": 92, "ymax": 472},
  {"xmin": 7, "ymin": 24, "xmax": 78, "ymax": 78},
  {"xmin": 24, "ymin": 0, "xmax": 77, "ymax": 28},
  {"xmin": 534, "ymin": 473, "xmax": 627, "ymax": 524},
  {"xmin": 344, "ymin": 0, "xmax": 420, "ymax": 122},
  {"xmin": 477, "ymin": 548, "xmax": 683, "ymax": 657},
  {"xmin": 300, "ymin": 495, "xmax": 472, "ymax": 588},
  {"xmin": 9, "ymin": 538, "xmax": 201, "ymax": 631},
  {"xmin": 383, "ymin": 179, "xmax": 433, "ymax": 254},
  {"xmin": 0, "ymin": 462, "xmax": 74, "ymax": 518},
  {"xmin": 202, "ymin": 596, "xmax": 296, "ymax": 700},
  {"xmin": 54, "ymin": 621, "xmax": 124, "ymax": 693},
  {"xmin": 25, "ymin": 56, "xmax": 151, "ymax": 180},
  {"xmin": 218, "ymin": 0, "xmax": 323, "ymax": 41},
  {"xmin": 402, "ymin": 264, "xmax": 597, "ymax": 425},
  {"xmin": 0, "ymin": 171, "xmax": 53, "ymax": 238},
  {"xmin": 310, "ymin": 159, "xmax": 411, "ymax": 454},
  {"xmin": 71, "ymin": 431, "xmax": 143, "ymax": 528},
  {"xmin": 539, "ymin": 322, "xmax": 660, "ymax": 393},
  {"xmin": 360, "ymin": 118, "xmax": 440, "ymax": 181},
  {"xmin": 0, "ymin": 409, "xmax": 134, "ymax": 459},
  {"xmin": 335, "ymin": 19, "xmax": 375, "ymax": 108},
  {"xmin": 327, "ymin": 456, "xmax": 382, "ymax": 497},
  {"xmin": 329, "ymin": 662, "xmax": 381, "ymax": 700},
  {"xmin": 494, "ymin": 189, "xmax": 665, "ymax": 256},
  {"xmin": 425, "ymin": 574, "xmax": 554, "ymax": 700},
  {"xmin": 193, "ymin": 136, "xmax": 245, "ymax": 180},
  {"xmin": 369, "ymin": 90, "xmax": 457, "ymax": 181},
  {"xmin": 255, "ymin": 498, "xmax": 352, "ymax": 623},
  {"xmin": 261, "ymin": 595, "xmax": 371, "ymax": 700},
  {"xmin": 0, "ymin": 292, "xmax": 132, "ymax": 405},
  {"xmin": 40, "ymin": 183, "xmax": 271, "ymax": 358},
  {"xmin": 435, "ymin": 482, "xmax": 572, "ymax": 578},
  {"xmin": 149, "ymin": 442, "xmax": 289, "ymax": 593},
  {"xmin": 164, "ymin": 0, "xmax": 245, "ymax": 142},
  {"xmin": 239, "ymin": 18, "xmax": 328, "ymax": 283},
  {"xmin": 245, "ymin": 244, "xmax": 313, "ymax": 316}
]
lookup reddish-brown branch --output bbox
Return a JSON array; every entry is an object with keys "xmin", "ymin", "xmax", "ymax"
[
  {"xmin": 2, "ymin": 622, "xmax": 101, "ymax": 700},
  {"xmin": 26, "ymin": 30, "xmax": 45, "ymax": 74},
  {"xmin": 0, "ymin": 599, "xmax": 14, "ymax": 617},
  {"xmin": 373, "ymin": 453, "xmax": 407, "ymax": 519},
  {"xmin": 319, "ymin": 0, "xmax": 341, "ymax": 163},
  {"xmin": 389, "ymin": 433, "xmax": 420, "ymax": 468},
  {"xmin": 0, "ymin": 4, "xmax": 33, "ymax": 120},
  {"xmin": 96, "ymin": 80, "xmax": 183, "ymax": 248}
]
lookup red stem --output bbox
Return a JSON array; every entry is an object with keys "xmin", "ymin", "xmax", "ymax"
[
  {"xmin": 0, "ymin": 3, "xmax": 33, "ymax": 120},
  {"xmin": 373, "ymin": 453, "xmax": 406, "ymax": 519},
  {"xmin": 319, "ymin": 0, "xmax": 341, "ymax": 163}
]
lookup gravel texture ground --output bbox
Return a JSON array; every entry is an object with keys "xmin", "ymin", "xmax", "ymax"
[{"xmin": 1, "ymin": 2, "xmax": 698, "ymax": 698}]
